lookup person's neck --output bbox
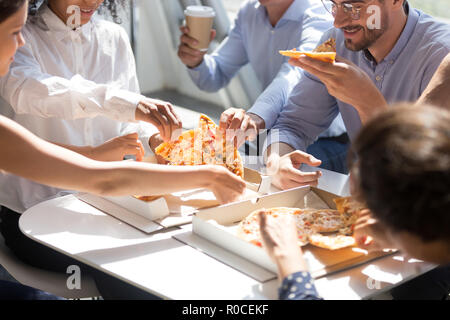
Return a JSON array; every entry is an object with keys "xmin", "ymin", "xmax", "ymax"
[
  {"xmin": 48, "ymin": 2, "xmax": 68, "ymax": 25},
  {"xmin": 368, "ymin": 11, "xmax": 408, "ymax": 63},
  {"xmin": 265, "ymin": 0, "xmax": 294, "ymax": 27}
]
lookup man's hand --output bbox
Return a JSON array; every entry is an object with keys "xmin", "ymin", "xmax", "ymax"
[
  {"xmin": 267, "ymin": 150, "xmax": 322, "ymax": 190},
  {"xmin": 178, "ymin": 26, "xmax": 216, "ymax": 68},
  {"xmin": 289, "ymin": 55, "xmax": 388, "ymax": 123},
  {"xmin": 219, "ymin": 108, "xmax": 265, "ymax": 147},
  {"xmin": 258, "ymin": 210, "xmax": 308, "ymax": 279},
  {"xmin": 353, "ymin": 209, "xmax": 395, "ymax": 253},
  {"xmin": 135, "ymin": 98, "xmax": 182, "ymax": 142},
  {"xmin": 91, "ymin": 133, "xmax": 145, "ymax": 162}
]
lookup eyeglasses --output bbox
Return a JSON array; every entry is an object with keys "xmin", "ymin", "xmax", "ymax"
[{"xmin": 321, "ymin": 0, "xmax": 366, "ymax": 20}]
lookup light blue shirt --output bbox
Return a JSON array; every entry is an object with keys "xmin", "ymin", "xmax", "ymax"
[
  {"xmin": 187, "ymin": 0, "xmax": 345, "ymax": 136},
  {"xmin": 269, "ymin": 4, "xmax": 450, "ymax": 152}
]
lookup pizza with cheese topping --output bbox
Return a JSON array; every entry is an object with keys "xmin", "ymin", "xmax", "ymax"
[
  {"xmin": 155, "ymin": 114, "xmax": 244, "ymax": 178},
  {"xmin": 238, "ymin": 196, "xmax": 364, "ymax": 250},
  {"xmin": 278, "ymin": 38, "xmax": 336, "ymax": 63}
]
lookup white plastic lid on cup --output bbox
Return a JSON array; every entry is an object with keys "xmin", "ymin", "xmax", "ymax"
[{"xmin": 184, "ymin": 5, "xmax": 216, "ymax": 18}]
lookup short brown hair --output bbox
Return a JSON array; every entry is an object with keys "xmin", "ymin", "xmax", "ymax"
[{"xmin": 352, "ymin": 104, "xmax": 450, "ymax": 242}]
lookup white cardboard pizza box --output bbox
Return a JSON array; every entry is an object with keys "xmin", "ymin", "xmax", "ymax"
[
  {"xmin": 76, "ymin": 167, "xmax": 271, "ymax": 233},
  {"xmin": 192, "ymin": 186, "xmax": 392, "ymax": 278}
]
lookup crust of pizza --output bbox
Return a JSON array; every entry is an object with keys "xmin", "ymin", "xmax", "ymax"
[
  {"xmin": 314, "ymin": 38, "xmax": 336, "ymax": 53},
  {"xmin": 133, "ymin": 195, "xmax": 162, "ymax": 202},
  {"xmin": 309, "ymin": 233, "xmax": 356, "ymax": 250},
  {"xmin": 279, "ymin": 38, "xmax": 337, "ymax": 63}
]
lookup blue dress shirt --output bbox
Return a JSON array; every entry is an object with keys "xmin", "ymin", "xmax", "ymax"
[
  {"xmin": 187, "ymin": 0, "xmax": 346, "ymax": 136},
  {"xmin": 269, "ymin": 4, "xmax": 450, "ymax": 152}
]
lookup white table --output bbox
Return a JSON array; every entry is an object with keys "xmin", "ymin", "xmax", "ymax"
[{"xmin": 18, "ymin": 167, "xmax": 435, "ymax": 300}]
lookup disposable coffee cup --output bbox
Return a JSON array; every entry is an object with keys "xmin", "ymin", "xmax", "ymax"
[{"xmin": 184, "ymin": 6, "xmax": 215, "ymax": 52}]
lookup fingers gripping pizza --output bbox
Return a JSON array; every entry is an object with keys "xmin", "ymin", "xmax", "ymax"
[
  {"xmin": 278, "ymin": 38, "xmax": 337, "ymax": 63},
  {"xmin": 238, "ymin": 197, "xmax": 364, "ymax": 250},
  {"xmin": 155, "ymin": 115, "xmax": 244, "ymax": 178}
]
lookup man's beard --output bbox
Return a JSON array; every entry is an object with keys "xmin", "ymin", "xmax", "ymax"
[{"xmin": 342, "ymin": 18, "xmax": 389, "ymax": 52}]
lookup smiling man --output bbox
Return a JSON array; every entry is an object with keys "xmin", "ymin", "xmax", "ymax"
[
  {"xmin": 265, "ymin": 0, "xmax": 450, "ymax": 190},
  {"xmin": 178, "ymin": 0, "xmax": 350, "ymax": 175}
]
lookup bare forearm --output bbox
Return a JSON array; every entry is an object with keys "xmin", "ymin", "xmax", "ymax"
[
  {"xmin": 0, "ymin": 116, "xmax": 211, "ymax": 196},
  {"xmin": 53, "ymin": 142, "xmax": 94, "ymax": 159}
]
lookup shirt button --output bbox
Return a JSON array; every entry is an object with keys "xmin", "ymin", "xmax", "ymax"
[
  {"xmin": 271, "ymin": 30, "xmax": 275, "ymax": 34},
  {"xmin": 376, "ymin": 75, "xmax": 382, "ymax": 82}
]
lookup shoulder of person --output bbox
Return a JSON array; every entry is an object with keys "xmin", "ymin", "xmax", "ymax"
[{"xmin": 413, "ymin": 9, "xmax": 450, "ymax": 51}]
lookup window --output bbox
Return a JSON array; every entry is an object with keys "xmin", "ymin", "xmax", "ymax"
[{"xmin": 405, "ymin": 0, "xmax": 450, "ymax": 20}]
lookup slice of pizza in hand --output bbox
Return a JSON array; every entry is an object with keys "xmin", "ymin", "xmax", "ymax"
[
  {"xmin": 279, "ymin": 38, "xmax": 336, "ymax": 63},
  {"xmin": 309, "ymin": 233, "xmax": 356, "ymax": 250}
]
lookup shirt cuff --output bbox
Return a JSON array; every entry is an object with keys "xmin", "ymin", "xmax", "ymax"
[
  {"xmin": 279, "ymin": 271, "xmax": 321, "ymax": 300},
  {"xmin": 186, "ymin": 59, "xmax": 210, "ymax": 84},
  {"xmin": 248, "ymin": 102, "xmax": 280, "ymax": 129},
  {"xmin": 108, "ymin": 89, "xmax": 144, "ymax": 123}
]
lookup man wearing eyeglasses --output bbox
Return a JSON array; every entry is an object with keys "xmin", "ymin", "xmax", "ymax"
[
  {"xmin": 265, "ymin": 0, "xmax": 450, "ymax": 190},
  {"xmin": 178, "ymin": 0, "xmax": 350, "ymax": 175}
]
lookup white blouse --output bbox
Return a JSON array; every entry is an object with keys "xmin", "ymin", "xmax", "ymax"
[{"xmin": 0, "ymin": 5, "xmax": 158, "ymax": 213}]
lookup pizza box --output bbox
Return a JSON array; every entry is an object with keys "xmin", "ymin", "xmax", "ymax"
[
  {"xmin": 192, "ymin": 186, "xmax": 393, "ymax": 279},
  {"xmin": 76, "ymin": 166, "xmax": 272, "ymax": 234}
]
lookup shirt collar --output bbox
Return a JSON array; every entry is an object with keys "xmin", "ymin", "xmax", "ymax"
[
  {"xmin": 40, "ymin": 4, "xmax": 94, "ymax": 42},
  {"xmin": 254, "ymin": 0, "xmax": 312, "ymax": 24}
]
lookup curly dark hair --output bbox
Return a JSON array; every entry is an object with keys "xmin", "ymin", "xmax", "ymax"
[
  {"xmin": 352, "ymin": 103, "xmax": 450, "ymax": 243},
  {"xmin": 0, "ymin": 0, "xmax": 27, "ymax": 24},
  {"xmin": 28, "ymin": 0, "xmax": 128, "ymax": 24}
]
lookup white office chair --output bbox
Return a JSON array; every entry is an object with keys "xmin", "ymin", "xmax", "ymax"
[{"xmin": 0, "ymin": 233, "xmax": 100, "ymax": 299}]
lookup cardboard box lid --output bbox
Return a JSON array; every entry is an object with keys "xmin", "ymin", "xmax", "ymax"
[{"xmin": 193, "ymin": 186, "xmax": 394, "ymax": 279}]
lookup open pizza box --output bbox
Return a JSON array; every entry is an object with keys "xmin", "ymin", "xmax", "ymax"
[
  {"xmin": 190, "ymin": 186, "xmax": 393, "ymax": 280},
  {"xmin": 76, "ymin": 166, "xmax": 272, "ymax": 234}
]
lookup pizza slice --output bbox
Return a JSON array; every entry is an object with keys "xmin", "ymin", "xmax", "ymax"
[
  {"xmin": 278, "ymin": 38, "xmax": 336, "ymax": 63},
  {"xmin": 155, "ymin": 114, "xmax": 244, "ymax": 178},
  {"xmin": 309, "ymin": 233, "xmax": 356, "ymax": 250},
  {"xmin": 333, "ymin": 196, "xmax": 366, "ymax": 226}
]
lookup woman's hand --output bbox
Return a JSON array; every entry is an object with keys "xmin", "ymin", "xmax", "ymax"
[
  {"xmin": 91, "ymin": 133, "xmax": 145, "ymax": 162},
  {"xmin": 258, "ymin": 210, "xmax": 308, "ymax": 279},
  {"xmin": 204, "ymin": 165, "xmax": 246, "ymax": 204}
]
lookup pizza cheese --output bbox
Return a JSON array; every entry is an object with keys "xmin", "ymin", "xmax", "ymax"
[
  {"xmin": 238, "ymin": 196, "xmax": 364, "ymax": 250},
  {"xmin": 155, "ymin": 114, "xmax": 244, "ymax": 178}
]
